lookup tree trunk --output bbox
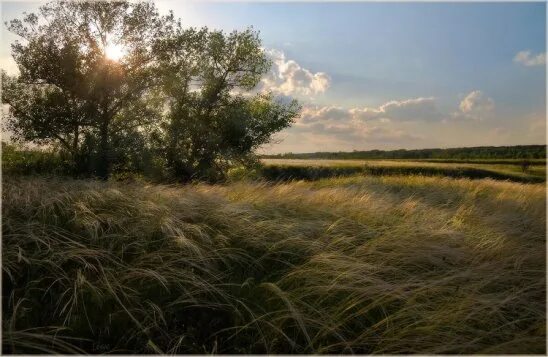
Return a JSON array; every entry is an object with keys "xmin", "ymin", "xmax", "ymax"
[
  {"xmin": 71, "ymin": 126, "xmax": 80, "ymax": 178},
  {"xmin": 97, "ymin": 120, "xmax": 110, "ymax": 180}
]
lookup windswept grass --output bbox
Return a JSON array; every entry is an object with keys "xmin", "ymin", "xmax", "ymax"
[{"xmin": 2, "ymin": 175, "xmax": 546, "ymax": 354}]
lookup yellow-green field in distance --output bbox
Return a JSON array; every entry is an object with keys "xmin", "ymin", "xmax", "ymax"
[{"xmin": 261, "ymin": 158, "xmax": 546, "ymax": 181}]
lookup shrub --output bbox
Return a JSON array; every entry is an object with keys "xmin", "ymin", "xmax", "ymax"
[{"xmin": 2, "ymin": 142, "xmax": 70, "ymax": 176}]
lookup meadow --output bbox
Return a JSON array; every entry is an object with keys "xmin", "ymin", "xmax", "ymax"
[
  {"xmin": 2, "ymin": 1, "xmax": 545, "ymax": 354},
  {"xmin": 260, "ymin": 158, "xmax": 546, "ymax": 183},
  {"xmin": 3, "ymin": 166, "xmax": 546, "ymax": 353}
]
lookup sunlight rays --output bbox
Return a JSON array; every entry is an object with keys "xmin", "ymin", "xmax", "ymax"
[{"xmin": 104, "ymin": 42, "xmax": 126, "ymax": 61}]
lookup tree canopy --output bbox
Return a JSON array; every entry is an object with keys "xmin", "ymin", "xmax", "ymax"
[{"xmin": 2, "ymin": 0, "xmax": 300, "ymax": 181}]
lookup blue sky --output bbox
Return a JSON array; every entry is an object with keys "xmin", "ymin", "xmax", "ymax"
[{"xmin": 1, "ymin": 1, "xmax": 546, "ymax": 153}]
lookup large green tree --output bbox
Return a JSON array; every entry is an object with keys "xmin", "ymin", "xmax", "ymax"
[
  {"xmin": 3, "ymin": 1, "xmax": 300, "ymax": 182},
  {"xmin": 156, "ymin": 27, "xmax": 300, "ymax": 181},
  {"xmin": 3, "ymin": 1, "xmax": 168, "ymax": 178}
]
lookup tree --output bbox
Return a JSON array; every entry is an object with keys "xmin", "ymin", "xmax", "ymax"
[
  {"xmin": 520, "ymin": 159, "xmax": 531, "ymax": 173},
  {"xmin": 2, "ymin": 71, "xmax": 86, "ymax": 166},
  {"xmin": 157, "ymin": 27, "xmax": 300, "ymax": 181},
  {"xmin": 3, "ymin": 2, "xmax": 301, "ymax": 182},
  {"xmin": 3, "ymin": 1, "xmax": 169, "ymax": 179}
]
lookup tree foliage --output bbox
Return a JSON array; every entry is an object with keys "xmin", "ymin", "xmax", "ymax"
[
  {"xmin": 155, "ymin": 27, "xmax": 299, "ymax": 181},
  {"xmin": 2, "ymin": 1, "xmax": 300, "ymax": 181}
]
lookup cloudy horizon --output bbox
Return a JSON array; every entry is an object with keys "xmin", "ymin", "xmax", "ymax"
[{"xmin": 2, "ymin": 1, "xmax": 545, "ymax": 154}]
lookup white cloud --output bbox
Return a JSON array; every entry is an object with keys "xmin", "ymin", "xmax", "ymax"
[
  {"xmin": 259, "ymin": 49, "xmax": 330, "ymax": 96},
  {"xmin": 291, "ymin": 119, "xmax": 421, "ymax": 146},
  {"xmin": 279, "ymin": 91, "xmax": 497, "ymax": 151},
  {"xmin": 296, "ymin": 97, "xmax": 443, "ymax": 125},
  {"xmin": 513, "ymin": 50, "xmax": 546, "ymax": 67},
  {"xmin": 287, "ymin": 102, "xmax": 423, "ymax": 150},
  {"xmin": 452, "ymin": 90, "xmax": 495, "ymax": 121},
  {"xmin": 350, "ymin": 97, "xmax": 441, "ymax": 122},
  {"xmin": 299, "ymin": 105, "xmax": 349, "ymax": 124}
]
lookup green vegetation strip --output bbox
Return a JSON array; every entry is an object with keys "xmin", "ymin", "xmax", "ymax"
[
  {"xmin": 259, "ymin": 163, "xmax": 545, "ymax": 183},
  {"xmin": 262, "ymin": 145, "xmax": 546, "ymax": 160}
]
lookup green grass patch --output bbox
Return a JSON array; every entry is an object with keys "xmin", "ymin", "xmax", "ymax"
[
  {"xmin": 2, "ymin": 143, "xmax": 70, "ymax": 176},
  {"xmin": 259, "ymin": 159, "xmax": 545, "ymax": 183}
]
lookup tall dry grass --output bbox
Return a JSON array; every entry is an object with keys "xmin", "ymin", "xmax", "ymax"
[{"xmin": 2, "ymin": 175, "xmax": 546, "ymax": 353}]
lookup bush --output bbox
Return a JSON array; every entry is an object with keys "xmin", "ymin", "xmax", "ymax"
[
  {"xmin": 2, "ymin": 142, "xmax": 70, "ymax": 176},
  {"xmin": 227, "ymin": 165, "xmax": 262, "ymax": 182}
]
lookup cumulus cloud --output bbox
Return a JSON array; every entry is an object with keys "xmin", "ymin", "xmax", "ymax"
[
  {"xmin": 350, "ymin": 97, "xmax": 442, "ymax": 122},
  {"xmin": 267, "ymin": 89, "xmax": 507, "ymax": 152},
  {"xmin": 294, "ymin": 91, "xmax": 496, "ymax": 124},
  {"xmin": 259, "ymin": 49, "xmax": 330, "ymax": 96},
  {"xmin": 299, "ymin": 105, "xmax": 350, "ymax": 124},
  {"xmin": 513, "ymin": 50, "xmax": 546, "ymax": 66},
  {"xmin": 287, "ymin": 101, "xmax": 423, "ymax": 150},
  {"xmin": 361, "ymin": 126, "xmax": 422, "ymax": 143},
  {"xmin": 452, "ymin": 90, "xmax": 495, "ymax": 121},
  {"xmin": 296, "ymin": 97, "xmax": 443, "ymax": 125},
  {"xmin": 280, "ymin": 90, "xmax": 497, "ymax": 151},
  {"xmin": 291, "ymin": 118, "xmax": 421, "ymax": 145}
]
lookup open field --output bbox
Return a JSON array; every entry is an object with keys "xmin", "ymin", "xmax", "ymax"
[
  {"xmin": 409, "ymin": 158, "xmax": 546, "ymax": 165},
  {"xmin": 2, "ymin": 1, "xmax": 545, "ymax": 355},
  {"xmin": 261, "ymin": 158, "xmax": 546, "ymax": 183},
  {"xmin": 3, "ymin": 175, "xmax": 545, "ymax": 354}
]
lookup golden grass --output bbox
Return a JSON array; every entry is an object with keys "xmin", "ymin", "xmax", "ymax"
[{"xmin": 2, "ymin": 175, "xmax": 546, "ymax": 353}]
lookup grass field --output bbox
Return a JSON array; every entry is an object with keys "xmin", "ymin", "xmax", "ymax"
[
  {"xmin": 3, "ymin": 173, "xmax": 546, "ymax": 354},
  {"xmin": 260, "ymin": 158, "xmax": 546, "ymax": 183}
]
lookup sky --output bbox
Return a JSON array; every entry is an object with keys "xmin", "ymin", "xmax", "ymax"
[{"xmin": 1, "ymin": 1, "xmax": 546, "ymax": 153}]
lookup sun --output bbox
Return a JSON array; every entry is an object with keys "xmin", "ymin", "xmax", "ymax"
[{"xmin": 104, "ymin": 42, "xmax": 126, "ymax": 61}]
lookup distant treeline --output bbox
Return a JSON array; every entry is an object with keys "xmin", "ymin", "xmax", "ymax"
[{"xmin": 262, "ymin": 145, "xmax": 547, "ymax": 160}]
